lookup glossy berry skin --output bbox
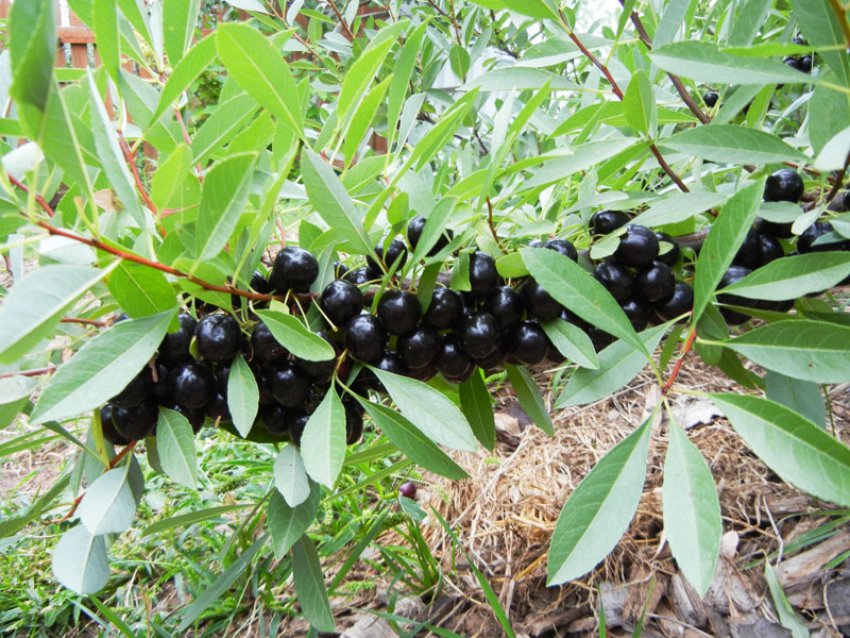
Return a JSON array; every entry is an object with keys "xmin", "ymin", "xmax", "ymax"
[
  {"xmin": 399, "ymin": 481, "xmax": 417, "ymax": 499},
  {"xmin": 343, "ymin": 266, "xmax": 376, "ymax": 286},
  {"xmin": 620, "ymin": 298, "xmax": 650, "ymax": 332},
  {"xmin": 261, "ymin": 403, "xmax": 289, "ymax": 438},
  {"xmin": 544, "ymin": 238, "xmax": 578, "ymax": 261},
  {"xmin": 614, "ymin": 225, "xmax": 659, "ymax": 267},
  {"xmin": 398, "ymin": 325, "xmax": 439, "ymax": 369},
  {"xmin": 733, "ymin": 228, "xmax": 764, "ymax": 270},
  {"xmin": 783, "ymin": 56, "xmax": 803, "ymax": 71},
  {"xmin": 703, "ymin": 90, "xmax": 719, "ymax": 108},
  {"xmin": 590, "ymin": 210, "xmax": 630, "ymax": 235},
  {"xmin": 468, "ymin": 251, "xmax": 498, "ymax": 296},
  {"xmin": 634, "ymin": 260, "xmax": 676, "ymax": 303},
  {"xmin": 759, "ymin": 234, "xmax": 785, "ymax": 265},
  {"xmin": 594, "ymin": 261, "xmax": 632, "ymax": 302},
  {"xmin": 408, "ymin": 361, "xmax": 438, "ymax": 382},
  {"xmin": 205, "ymin": 393, "xmax": 230, "ymax": 422},
  {"xmin": 367, "ymin": 239, "xmax": 408, "ymax": 272},
  {"xmin": 718, "ymin": 265, "xmax": 755, "ymax": 325},
  {"xmin": 442, "ymin": 362, "xmax": 476, "ymax": 384},
  {"xmin": 269, "ymin": 361, "xmax": 311, "ymax": 407},
  {"xmin": 521, "ymin": 280, "xmax": 562, "ymax": 321},
  {"xmin": 368, "ymin": 350, "xmax": 408, "ymax": 391},
  {"xmin": 286, "ymin": 409, "xmax": 310, "ymax": 446},
  {"xmin": 377, "ymin": 290, "xmax": 422, "ymax": 336},
  {"xmin": 111, "ymin": 367, "xmax": 154, "ymax": 409},
  {"xmin": 250, "ymin": 270, "xmax": 273, "ymax": 294},
  {"xmin": 435, "ymin": 335, "xmax": 473, "ymax": 378},
  {"xmin": 655, "ymin": 282, "xmax": 694, "ymax": 321},
  {"xmin": 474, "ymin": 343, "xmax": 507, "ymax": 371},
  {"xmin": 345, "ymin": 408, "xmax": 364, "ymax": 445},
  {"xmin": 506, "ymin": 321, "xmax": 548, "ymax": 365},
  {"xmin": 169, "ymin": 362, "xmax": 215, "ymax": 409},
  {"xmin": 270, "ymin": 246, "xmax": 319, "ymax": 293},
  {"xmin": 407, "ymin": 215, "xmax": 453, "ymax": 255},
  {"xmin": 458, "ymin": 312, "xmax": 500, "ymax": 359},
  {"xmin": 764, "ymin": 169, "xmax": 804, "ymax": 203},
  {"xmin": 196, "ymin": 314, "xmax": 241, "ymax": 363},
  {"xmin": 112, "ymin": 401, "xmax": 159, "ymax": 441},
  {"xmin": 799, "ymin": 55, "xmax": 813, "ymax": 73},
  {"xmin": 159, "ymin": 313, "xmax": 197, "ymax": 363},
  {"xmin": 798, "ymin": 221, "xmax": 835, "ymax": 253},
  {"xmin": 251, "ymin": 322, "xmax": 288, "ymax": 365},
  {"xmin": 344, "ymin": 315, "xmax": 387, "ymax": 364},
  {"xmin": 655, "ymin": 232, "xmax": 681, "ymax": 267},
  {"xmin": 484, "ymin": 286, "xmax": 524, "ymax": 330},
  {"xmin": 320, "ymin": 280, "xmax": 365, "ymax": 326},
  {"xmin": 100, "ymin": 405, "xmax": 131, "ymax": 445},
  {"xmin": 423, "ymin": 288, "xmax": 461, "ymax": 329}
]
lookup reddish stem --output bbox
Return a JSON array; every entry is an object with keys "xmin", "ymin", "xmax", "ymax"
[
  {"xmin": 0, "ymin": 366, "xmax": 56, "ymax": 380},
  {"xmin": 61, "ymin": 317, "xmax": 110, "ymax": 327},
  {"xmin": 662, "ymin": 325, "xmax": 697, "ymax": 394},
  {"xmin": 118, "ymin": 134, "xmax": 159, "ymax": 217},
  {"xmin": 8, "ymin": 174, "xmax": 55, "ymax": 218}
]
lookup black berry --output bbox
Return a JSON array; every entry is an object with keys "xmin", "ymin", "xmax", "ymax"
[
  {"xmin": 250, "ymin": 270, "xmax": 272, "ymax": 294},
  {"xmin": 759, "ymin": 233, "xmax": 785, "ymax": 265},
  {"xmin": 100, "ymin": 404, "xmax": 131, "ymax": 445},
  {"xmin": 168, "ymin": 362, "xmax": 215, "ymax": 409},
  {"xmin": 367, "ymin": 238, "xmax": 408, "ymax": 272},
  {"xmin": 269, "ymin": 361, "xmax": 311, "ymax": 407},
  {"xmin": 614, "ymin": 225, "xmax": 659, "ymax": 268},
  {"xmin": 655, "ymin": 282, "xmax": 694, "ymax": 321},
  {"xmin": 620, "ymin": 298, "xmax": 650, "ymax": 331},
  {"xmin": 468, "ymin": 251, "xmax": 498, "ymax": 296},
  {"xmin": 111, "ymin": 366, "xmax": 154, "ymax": 409},
  {"xmin": 344, "ymin": 315, "xmax": 387, "ymax": 364},
  {"xmin": 286, "ymin": 409, "xmax": 309, "ymax": 445},
  {"xmin": 159, "ymin": 313, "xmax": 197, "ymax": 363},
  {"xmin": 407, "ymin": 215, "xmax": 453, "ymax": 255},
  {"xmin": 505, "ymin": 320, "xmax": 548, "ymax": 365},
  {"xmin": 521, "ymin": 280, "xmax": 562, "ymax": 321},
  {"xmin": 398, "ymin": 325, "xmax": 439, "ymax": 369},
  {"xmin": 399, "ymin": 481, "xmax": 417, "ymax": 499},
  {"xmin": 484, "ymin": 285, "xmax": 524, "ymax": 330},
  {"xmin": 718, "ymin": 265, "xmax": 755, "ymax": 324},
  {"xmin": 111, "ymin": 401, "xmax": 159, "ymax": 441},
  {"xmin": 345, "ymin": 407, "xmax": 364, "ymax": 445},
  {"xmin": 594, "ymin": 260, "xmax": 632, "ymax": 302},
  {"xmin": 544, "ymin": 238, "xmax": 578, "ymax": 261},
  {"xmin": 295, "ymin": 332, "xmax": 338, "ymax": 381},
  {"xmin": 196, "ymin": 314, "xmax": 241, "ymax": 363},
  {"xmin": 590, "ymin": 210, "xmax": 630, "ymax": 235},
  {"xmin": 764, "ymin": 169, "xmax": 804, "ymax": 203},
  {"xmin": 320, "ymin": 280, "xmax": 365, "ymax": 326},
  {"xmin": 458, "ymin": 312, "xmax": 500, "ymax": 359},
  {"xmin": 261, "ymin": 403, "xmax": 289, "ymax": 438},
  {"xmin": 435, "ymin": 335, "xmax": 473, "ymax": 378},
  {"xmin": 423, "ymin": 287, "xmax": 461, "ymax": 329},
  {"xmin": 733, "ymin": 228, "xmax": 763, "ymax": 270},
  {"xmin": 655, "ymin": 232, "xmax": 681, "ymax": 266},
  {"xmin": 270, "ymin": 246, "xmax": 319, "ymax": 293},
  {"xmin": 343, "ymin": 266, "xmax": 378, "ymax": 286},
  {"xmin": 703, "ymin": 90, "xmax": 719, "ymax": 108},
  {"xmin": 251, "ymin": 322, "xmax": 288, "ymax": 365},
  {"xmin": 798, "ymin": 221, "xmax": 835, "ymax": 253},
  {"xmin": 634, "ymin": 260, "xmax": 676, "ymax": 303},
  {"xmin": 377, "ymin": 290, "xmax": 422, "ymax": 336}
]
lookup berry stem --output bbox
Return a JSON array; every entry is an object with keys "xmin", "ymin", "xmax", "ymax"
[
  {"xmin": 117, "ymin": 132, "xmax": 160, "ymax": 221},
  {"xmin": 0, "ymin": 366, "xmax": 56, "ymax": 380},
  {"xmin": 661, "ymin": 324, "xmax": 697, "ymax": 394},
  {"xmin": 61, "ymin": 317, "xmax": 111, "ymax": 327}
]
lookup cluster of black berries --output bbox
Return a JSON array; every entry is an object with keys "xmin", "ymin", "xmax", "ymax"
[{"xmin": 784, "ymin": 34, "xmax": 814, "ymax": 74}]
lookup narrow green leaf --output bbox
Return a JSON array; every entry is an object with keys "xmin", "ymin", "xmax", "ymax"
[
  {"xmin": 153, "ymin": 35, "xmax": 218, "ymax": 124},
  {"xmin": 274, "ymin": 444, "xmax": 310, "ymax": 507},
  {"xmin": 719, "ymin": 253, "xmax": 850, "ymax": 300},
  {"xmin": 623, "ymin": 70, "xmax": 656, "ymax": 137},
  {"xmin": 711, "ymin": 393, "xmax": 850, "ymax": 506},
  {"xmin": 387, "ymin": 21, "xmax": 428, "ymax": 150},
  {"xmin": 256, "ymin": 310, "xmax": 335, "ymax": 361},
  {"xmin": 408, "ymin": 89, "xmax": 480, "ymax": 171},
  {"xmin": 300, "ymin": 389, "xmax": 345, "ymax": 488},
  {"xmin": 292, "ymin": 536, "xmax": 335, "ymax": 633},
  {"xmin": 372, "ymin": 368, "xmax": 478, "ymax": 451},
  {"xmin": 268, "ymin": 486, "xmax": 320, "ymax": 559},
  {"xmin": 93, "ymin": 0, "xmax": 120, "ymax": 82},
  {"xmin": 663, "ymin": 126, "xmax": 806, "ymax": 164},
  {"xmin": 765, "ymin": 562, "xmax": 810, "ymax": 638},
  {"xmin": 541, "ymin": 319, "xmax": 599, "ymax": 369},
  {"xmin": 51, "ymin": 525, "xmax": 110, "ymax": 595},
  {"xmin": 338, "ymin": 23, "xmax": 402, "ymax": 120},
  {"xmin": 163, "ymin": 0, "xmax": 201, "ymax": 65},
  {"xmin": 520, "ymin": 139, "xmax": 636, "ymax": 191},
  {"xmin": 505, "ymin": 364, "xmax": 553, "ymax": 436},
  {"xmin": 156, "ymin": 408, "xmax": 198, "ymax": 489},
  {"xmin": 449, "ymin": 45, "xmax": 470, "ymax": 80},
  {"xmin": 547, "ymin": 417, "xmax": 652, "ymax": 585},
  {"xmin": 77, "ymin": 466, "xmax": 137, "ymax": 535},
  {"xmin": 190, "ymin": 92, "xmax": 258, "ymax": 164},
  {"xmin": 459, "ymin": 371, "xmax": 497, "ymax": 450},
  {"xmin": 142, "ymin": 505, "xmax": 251, "ymax": 537},
  {"xmin": 809, "ymin": 78, "xmax": 850, "ymax": 156},
  {"xmin": 9, "ymin": 0, "xmax": 54, "ymax": 112},
  {"xmin": 793, "ymin": 0, "xmax": 850, "ymax": 85},
  {"xmin": 663, "ymin": 423, "xmax": 721, "ymax": 596},
  {"xmin": 344, "ymin": 75, "xmax": 391, "ymax": 165},
  {"xmin": 631, "ymin": 191, "xmax": 729, "ymax": 229},
  {"xmin": 765, "ymin": 371, "xmax": 826, "ymax": 429},
  {"xmin": 108, "ymin": 262, "xmax": 177, "ymax": 318},
  {"xmin": 226, "ymin": 354, "xmax": 258, "ymax": 438}
]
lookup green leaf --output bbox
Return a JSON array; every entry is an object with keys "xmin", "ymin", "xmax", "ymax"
[
  {"xmin": 547, "ymin": 417, "xmax": 652, "ymax": 585},
  {"xmin": 815, "ymin": 124, "xmax": 850, "ymax": 171},
  {"xmin": 338, "ymin": 23, "xmax": 402, "ymax": 120},
  {"xmin": 663, "ymin": 125, "xmax": 806, "ymax": 164},
  {"xmin": 711, "ymin": 393, "xmax": 850, "ymax": 506},
  {"xmin": 163, "ymin": 0, "xmax": 201, "ymax": 65},
  {"xmin": 142, "ymin": 504, "xmax": 251, "ymax": 537},
  {"xmin": 793, "ymin": 0, "xmax": 850, "ymax": 85},
  {"xmin": 450, "ymin": 45, "xmax": 471, "ymax": 80},
  {"xmin": 459, "ymin": 371, "xmax": 497, "ymax": 451},
  {"xmin": 300, "ymin": 389, "xmax": 345, "ymax": 488},
  {"xmin": 93, "ymin": 0, "xmax": 120, "ymax": 82},
  {"xmin": 32, "ymin": 310, "xmax": 175, "ymax": 424},
  {"xmin": 692, "ymin": 180, "xmax": 763, "ymax": 323},
  {"xmin": 195, "ymin": 153, "xmax": 258, "ymax": 260},
  {"xmin": 360, "ymin": 400, "xmax": 468, "ymax": 480},
  {"xmin": 765, "ymin": 371, "xmax": 826, "ymax": 429},
  {"xmin": 623, "ymin": 70, "xmax": 656, "ymax": 137},
  {"xmin": 0, "ymin": 265, "xmax": 110, "ymax": 364},
  {"xmin": 650, "ymin": 41, "xmax": 812, "ymax": 84},
  {"xmin": 268, "ymin": 487, "xmax": 320, "ymax": 559},
  {"xmin": 501, "ymin": 0, "xmax": 560, "ymax": 20},
  {"xmin": 108, "ymin": 262, "xmax": 177, "ymax": 318},
  {"xmin": 505, "ymin": 364, "xmax": 553, "ymax": 436},
  {"xmin": 557, "ymin": 323, "xmax": 667, "ymax": 408},
  {"xmin": 226, "ymin": 354, "xmax": 258, "ymax": 438},
  {"xmin": 153, "ymin": 34, "xmax": 218, "ymax": 124},
  {"xmin": 718, "ymin": 320, "xmax": 850, "ymax": 384},
  {"xmin": 765, "ymin": 562, "xmax": 810, "ymax": 638},
  {"xmin": 520, "ymin": 139, "xmax": 636, "ymax": 191},
  {"xmin": 274, "ymin": 444, "xmax": 310, "ymax": 507},
  {"xmin": 216, "ymin": 23, "xmax": 303, "ymax": 138},
  {"xmin": 541, "ymin": 319, "xmax": 599, "ymax": 370},
  {"xmin": 77, "ymin": 466, "xmax": 137, "ymax": 535},
  {"xmin": 386, "ymin": 22, "xmax": 427, "ymax": 150},
  {"xmin": 292, "ymin": 535, "xmax": 335, "ymax": 633},
  {"xmin": 809, "ymin": 76, "xmax": 850, "ymax": 155},
  {"xmin": 256, "ymin": 310, "xmax": 335, "ymax": 361},
  {"xmin": 408, "ymin": 89, "xmax": 480, "ymax": 171},
  {"xmin": 344, "ymin": 75, "xmax": 391, "ymax": 165},
  {"xmin": 631, "ymin": 191, "xmax": 729, "ymax": 228},
  {"xmin": 372, "ymin": 368, "xmax": 478, "ymax": 451},
  {"xmin": 9, "ymin": 0, "xmax": 54, "ymax": 111},
  {"xmin": 522, "ymin": 247, "xmax": 646, "ymax": 357},
  {"xmin": 718, "ymin": 253, "xmax": 850, "ymax": 300},
  {"xmin": 663, "ymin": 423, "xmax": 721, "ymax": 596},
  {"xmin": 156, "ymin": 408, "xmax": 198, "ymax": 489},
  {"xmin": 301, "ymin": 150, "xmax": 374, "ymax": 256},
  {"xmin": 51, "ymin": 525, "xmax": 110, "ymax": 595}
]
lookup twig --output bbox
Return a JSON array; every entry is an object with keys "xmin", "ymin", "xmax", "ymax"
[
  {"xmin": 485, "ymin": 196, "xmax": 502, "ymax": 249},
  {"xmin": 824, "ymin": 150, "xmax": 850, "ymax": 204},
  {"xmin": 61, "ymin": 317, "xmax": 110, "ymax": 327},
  {"xmin": 828, "ymin": 0, "xmax": 850, "ymax": 49},
  {"xmin": 7, "ymin": 174, "xmax": 55, "ymax": 218},
  {"xmin": 117, "ymin": 133, "xmax": 159, "ymax": 216},
  {"xmin": 446, "ymin": 0, "xmax": 463, "ymax": 46},
  {"xmin": 662, "ymin": 325, "xmax": 697, "ymax": 394},
  {"xmin": 325, "ymin": 0, "xmax": 355, "ymax": 42},
  {"xmin": 0, "ymin": 366, "xmax": 56, "ymax": 380}
]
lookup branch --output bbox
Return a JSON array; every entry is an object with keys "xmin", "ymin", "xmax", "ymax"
[
  {"xmin": 8, "ymin": 175, "xmax": 55, "ymax": 218},
  {"xmin": 824, "ymin": 150, "xmax": 850, "ymax": 204},
  {"xmin": 0, "ymin": 366, "xmax": 56, "ymax": 380},
  {"xmin": 662, "ymin": 325, "xmax": 697, "ymax": 394},
  {"xmin": 117, "ymin": 133, "xmax": 159, "ymax": 217},
  {"xmin": 828, "ymin": 0, "xmax": 850, "ymax": 49},
  {"xmin": 325, "ymin": 0, "xmax": 355, "ymax": 42}
]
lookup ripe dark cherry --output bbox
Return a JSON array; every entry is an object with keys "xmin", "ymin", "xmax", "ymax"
[
  {"xmin": 718, "ymin": 265, "xmax": 755, "ymax": 325},
  {"xmin": 655, "ymin": 232, "xmax": 681, "ymax": 267},
  {"xmin": 435, "ymin": 335, "xmax": 473, "ymax": 378},
  {"xmin": 399, "ymin": 481, "xmax": 417, "ymax": 499},
  {"xmin": 320, "ymin": 280, "xmax": 365, "ymax": 326},
  {"xmin": 343, "ymin": 266, "xmax": 376, "ymax": 286},
  {"xmin": 251, "ymin": 322, "xmax": 288, "ymax": 365},
  {"xmin": 468, "ymin": 251, "xmax": 498, "ymax": 296},
  {"xmin": 270, "ymin": 246, "xmax": 319, "ymax": 293},
  {"xmin": 655, "ymin": 282, "xmax": 694, "ymax": 322},
  {"xmin": 196, "ymin": 314, "xmax": 241, "ymax": 363},
  {"xmin": 250, "ymin": 270, "xmax": 273, "ymax": 294},
  {"xmin": 614, "ymin": 225, "xmax": 659, "ymax": 267},
  {"xmin": 458, "ymin": 312, "xmax": 500, "ymax": 358},
  {"xmin": 205, "ymin": 393, "xmax": 230, "ymax": 422},
  {"xmin": 367, "ymin": 238, "xmax": 408, "ymax": 272},
  {"xmin": 474, "ymin": 343, "xmax": 507, "ymax": 371},
  {"xmin": 590, "ymin": 210, "xmax": 630, "ymax": 235},
  {"xmin": 407, "ymin": 215, "xmax": 453, "ymax": 255},
  {"xmin": 634, "ymin": 260, "xmax": 676, "ymax": 303},
  {"xmin": 544, "ymin": 238, "xmax": 578, "ymax": 261},
  {"xmin": 764, "ymin": 169, "xmax": 804, "ymax": 203},
  {"xmin": 286, "ymin": 409, "xmax": 310, "ymax": 446},
  {"xmin": 398, "ymin": 325, "xmax": 439, "ymax": 369},
  {"xmin": 799, "ymin": 55, "xmax": 813, "ymax": 73},
  {"xmin": 345, "ymin": 408, "xmax": 364, "ymax": 445},
  {"xmin": 377, "ymin": 290, "xmax": 422, "ymax": 336},
  {"xmin": 269, "ymin": 361, "xmax": 311, "ymax": 407},
  {"xmin": 169, "ymin": 404, "xmax": 205, "ymax": 433},
  {"xmin": 733, "ymin": 228, "xmax": 763, "ymax": 270},
  {"xmin": 159, "ymin": 313, "xmax": 197, "ymax": 363},
  {"xmin": 344, "ymin": 315, "xmax": 387, "ymax": 364},
  {"xmin": 620, "ymin": 298, "xmax": 650, "ymax": 332},
  {"xmin": 521, "ymin": 280, "xmax": 562, "ymax": 321},
  {"xmin": 798, "ymin": 221, "xmax": 836, "ymax": 253},
  {"xmin": 111, "ymin": 366, "xmax": 154, "ymax": 409},
  {"xmin": 484, "ymin": 285, "xmax": 524, "ymax": 330},
  {"xmin": 594, "ymin": 260, "xmax": 632, "ymax": 302},
  {"xmin": 100, "ymin": 405, "xmax": 131, "ymax": 445},
  {"xmin": 703, "ymin": 90, "xmax": 719, "ymax": 108},
  {"xmin": 112, "ymin": 401, "xmax": 159, "ymax": 441},
  {"xmin": 546, "ymin": 342, "xmax": 566, "ymax": 364},
  {"xmin": 506, "ymin": 321, "xmax": 548, "ymax": 365},
  {"xmin": 759, "ymin": 234, "xmax": 785, "ymax": 265},
  {"xmin": 423, "ymin": 287, "xmax": 461, "ymax": 329},
  {"xmin": 168, "ymin": 362, "xmax": 215, "ymax": 409},
  {"xmin": 295, "ymin": 332, "xmax": 338, "ymax": 381},
  {"xmin": 367, "ymin": 350, "xmax": 408, "ymax": 392},
  {"xmin": 408, "ymin": 361, "xmax": 438, "ymax": 382},
  {"xmin": 442, "ymin": 362, "xmax": 476, "ymax": 384},
  {"xmin": 261, "ymin": 403, "xmax": 289, "ymax": 438},
  {"xmin": 783, "ymin": 56, "xmax": 803, "ymax": 71}
]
